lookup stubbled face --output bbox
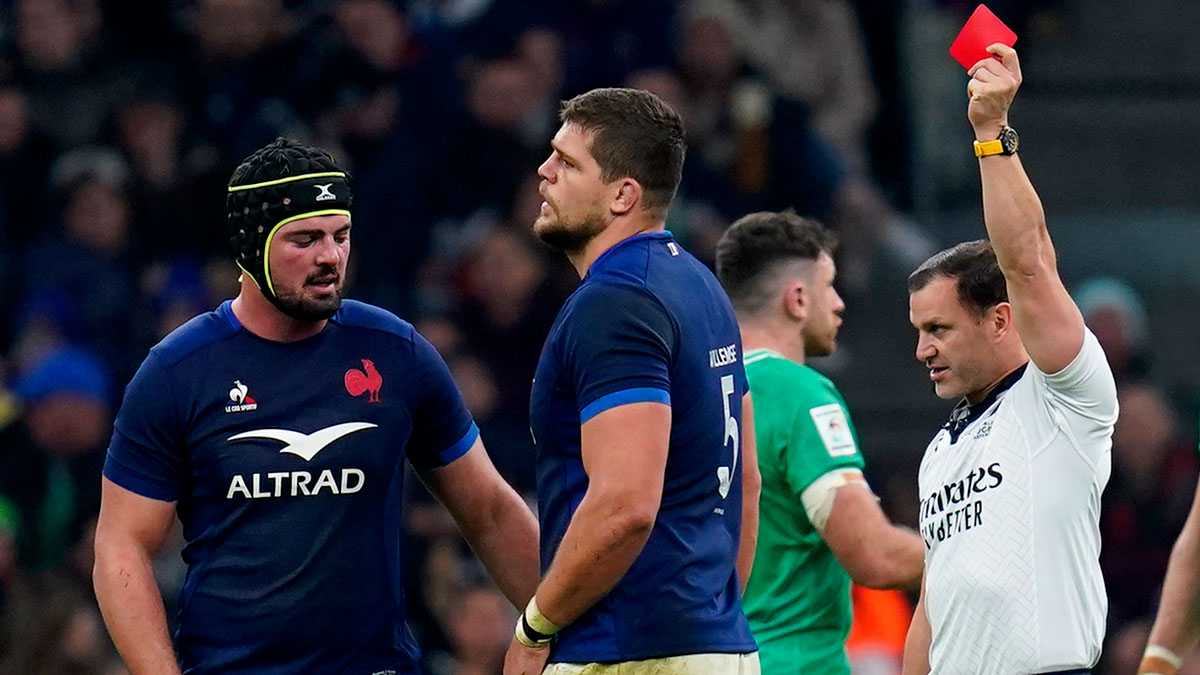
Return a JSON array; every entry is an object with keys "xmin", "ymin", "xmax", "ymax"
[
  {"xmin": 268, "ymin": 214, "xmax": 350, "ymax": 321},
  {"xmin": 801, "ymin": 252, "xmax": 845, "ymax": 357},
  {"xmin": 909, "ymin": 275, "xmax": 1002, "ymax": 400},
  {"xmin": 533, "ymin": 123, "xmax": 611, "ymax": 254}
]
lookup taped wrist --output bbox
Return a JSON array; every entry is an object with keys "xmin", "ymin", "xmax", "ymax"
[
  {"xmin": 514, "ymin": 596, "xmax": 560, "ymax": 649},
  {"xmin": 1139, "ymin": 644, "xmax": 1182, "ymax": 675}
]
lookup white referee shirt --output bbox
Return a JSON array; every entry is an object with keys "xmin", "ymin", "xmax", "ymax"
[{"xmin": 918, "ymin": 330, "xmax": 1117, "ymax": 675}]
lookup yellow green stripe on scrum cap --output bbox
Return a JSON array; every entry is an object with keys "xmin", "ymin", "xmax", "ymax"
[{"xmin": 226, "ymin": 138, "xmax": 352, "ymax": 305}]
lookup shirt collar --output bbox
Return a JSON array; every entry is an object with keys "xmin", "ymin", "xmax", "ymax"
[
  {"xmin": 944, "ymin": 362, "xmax": 1028, "ymax": 443},
  {"xmin": 585, "ymin": 231, "xmax": 673, "ymax": 279}
]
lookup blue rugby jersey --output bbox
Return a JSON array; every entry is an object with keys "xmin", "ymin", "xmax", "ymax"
[
  {"xmin": 104, "ymin": 300, "xmax": 478, "ymax": 674},
  {"xmin": 530, "ymin": 231, "xmax": 757, "ymax": 662}
]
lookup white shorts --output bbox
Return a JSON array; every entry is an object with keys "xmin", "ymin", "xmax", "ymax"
[{"xmin": 544, "ymin": 652, "xmax": 760, "ymax": 674}]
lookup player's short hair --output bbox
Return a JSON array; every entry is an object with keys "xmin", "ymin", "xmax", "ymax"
[
  {"xmin": 715, "ymin": 210, "xmax": 837, "ymax": 317},
  {"xmin": 559, "ymin": 87, "xmax": 685, "ymax": 218},
  {"xmin": 907, "ymin": 239, "xmax": 1008, "ymax": 318}
]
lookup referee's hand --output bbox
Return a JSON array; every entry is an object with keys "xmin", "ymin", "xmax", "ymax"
[
  {"xmin": 504, "ymin": 635, "xmax": 550, "ymax": 675},
  {"xmin": 967, "ymin": 43, "xmax": 1022, "ymax": 140}
]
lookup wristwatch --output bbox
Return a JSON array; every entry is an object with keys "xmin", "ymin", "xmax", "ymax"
[{"xmin": 973, "ymin": 126, "xmax": 1019, "ymax": 157}]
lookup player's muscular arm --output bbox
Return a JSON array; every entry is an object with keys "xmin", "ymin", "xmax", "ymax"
[
  {"xmin": 532, "ymin": 401, "xmax": 670, "ymax": 627},
  {"xmin": 422, "ymin": 440, "xmax": 541, "ymax": 608},
  {"xmin": 902, "ymin": 575, "xmax": 932, "ymax": 675},
  {"xmin": 821, "ymin": 481, "xmax": 924, "ymax": 591},
  {"xmin": 969, "ymin": 44, "xmax": 1084, "ymax": 374},
  {"xmin": 737, "ymin": 393, "xmax": 760, "ymax": 592},
  {"xmin": 1141, "ymin": 481, "xmax": 1200, "ymax": 674},
  {"xmin": 93, "ymin": 478, "xmax": 181, "ymax": 675}
]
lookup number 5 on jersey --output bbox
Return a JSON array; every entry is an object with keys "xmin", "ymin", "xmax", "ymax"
[{"xmin": 717, "ymin": 374, "xmax": 739, "ymax": 498}]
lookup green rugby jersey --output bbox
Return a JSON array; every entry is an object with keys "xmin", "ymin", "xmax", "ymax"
[{"xmin": 741, "ymin": 349, "xmax": 865, "ymax": 675}]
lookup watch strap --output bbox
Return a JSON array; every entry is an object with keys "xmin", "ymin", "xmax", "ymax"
[{"xmin": 974, "ymin": 139, "xmax": 1005, "ymax": 157}]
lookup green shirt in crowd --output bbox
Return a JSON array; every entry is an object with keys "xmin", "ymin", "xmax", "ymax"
[{"xmin": 741, "ymin": 348, "xmax": 865, "ymax": 675}]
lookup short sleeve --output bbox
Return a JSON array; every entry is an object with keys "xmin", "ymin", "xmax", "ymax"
[
  {"xmin": 1034, "ymin": 329, "xmax": 1118, "ymax": 424},
  {"xmin": 781, "ymin": 385, "xmax": 865, "ymax": 497},
  {"xmin": 560, "ymin": 283, "xmax": 676, "ymax": 423},
  {"xmin": 407, "ymin": 331, "xmax": 479, "ymax": 471},
  {"xmin": 104, "ymin": 352, "xmax": 186, "ymax": 501}
]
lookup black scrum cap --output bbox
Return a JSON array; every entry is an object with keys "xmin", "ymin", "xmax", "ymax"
[{"xmin": 226, "ymin": 138, "xmax": 352, "ymax": 306}]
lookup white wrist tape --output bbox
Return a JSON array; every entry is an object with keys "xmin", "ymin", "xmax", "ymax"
[
  {"xmin": 514, "ymin": 596, "xmax": 560, "ymax": 648},
  {"xmin": 1143, "ymin": 644, "xmax": 1183, "ymax": 669},
  {"xmin": 525, "ymin": 596, "xmax": 561, "ymax": 636}
]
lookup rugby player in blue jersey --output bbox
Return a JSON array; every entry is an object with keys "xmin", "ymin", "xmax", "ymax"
[
  {"xmin": 504, "ymin": 88, "xmax": 761, "ymax": 675},
  {"xmin": 92, "ymin": 139, "xmax": 541, "ymax": 674}
]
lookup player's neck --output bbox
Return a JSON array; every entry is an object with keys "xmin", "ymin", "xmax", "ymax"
[
  {"xmin": 740, "ymin": 322, "xmax": 806, "ymax": 365},
  {"xmin": 231, "ymin": 285, "xmax": 328, "ymax": 342},
  {"xmin": 569, "ymin": 214, "xmax": 664, "ymax": 278}
]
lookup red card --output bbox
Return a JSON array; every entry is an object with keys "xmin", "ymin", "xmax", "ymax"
[{"xmin": 949, "ymin": 4, "xmax": 1018, "ymax": 70}]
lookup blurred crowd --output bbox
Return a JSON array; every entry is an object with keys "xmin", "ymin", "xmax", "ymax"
[{"xmin": 0, "ymin": 1, "xmax": 1192, "ymax": 674}]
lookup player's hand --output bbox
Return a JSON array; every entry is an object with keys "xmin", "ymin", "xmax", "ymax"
[
  {"xmin": 503, "ymin": 636, "xmax": 550, "ymax": 675},
  {"xmin": 967, "ymin": 43, "xmax": 1022, "ymax": 140}
]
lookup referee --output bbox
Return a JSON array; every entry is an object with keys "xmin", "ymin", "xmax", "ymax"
[{"xmin": 901, "ymin": 46, "xmax": 1117, "ymax": 674}]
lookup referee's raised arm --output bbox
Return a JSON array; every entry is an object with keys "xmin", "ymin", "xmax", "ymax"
[{"xmin": 969, "ymin": 44, "xmax": 1085, "ymax": 374}]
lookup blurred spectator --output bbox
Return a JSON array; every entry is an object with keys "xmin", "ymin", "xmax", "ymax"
[
  {"xmin": 23, "ymin": 154, "xmax": 139, "ymax": 376},
  {"xmin": 555, "ymin": 0, "xmax": 677, "ymax": 95},
  {"xmin": 0, "ymin": 347, "xmax": 109, "ymax": 572},
  {"xmin": 624, "ymin": 68, "xmax": 733, "ymax": 264},
  {"xmin": 674, "ymin": 2, "xmax": 842, "ymax": 215},
  {"xmin": 406, "ymin": 0, "xmax": 551, "ymax": 61},
  {"xmin": 0, "ymin": 84, "xmax": 58, "ymax": 253},
  {"xmin": 113, "ymin": 73, "xmax": 227, "ymax": 265},
  {"xmin": 675, "ymin": 0, "xmax": 932, "ymax": 286},
  {"xmin": 413, "ymin": 315, "xmax": 466, "ymax": 360},
  {"xmin": 7, "ymin": 294, "xmax": 74, "ymax": 377},
  {"xmin": 738, "ymin": 0, "xmax": 879, "ymax": 172},
  {"xmin": 8, "ymin": 0, "xmax": 121, "ymax": 148},
  {"xmin": 1101, "ymin": 382, "xmax": 1198, "ymax": 626},
  {"xmin": 1077, "ymin": 277, "xmax": 1152, "ymax": 384},
  {"xmin": 452, "ymin": 225, "xmax": 561, "ymax": 416},
  {"xmin": 178, "ymin": 0, "xmax": 308, "ymax": 159},
  {"xmin": 435, "ymin": 58, "xmax": 547, "ymax": 222},
  {"xmin": 135, "ymin": 259, "xmax": 216, "ymax": 350},
  {"xmin": 448, "ymin": 353, "xmax": 535, "ymax": 493}
]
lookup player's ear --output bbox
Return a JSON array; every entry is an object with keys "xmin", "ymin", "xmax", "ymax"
[
  {"xmin": 784, "ymin": 281, "xmax": 807, "ymax": 322},
  {"xmin": 610, "ymin": 178, "xmax": 641, "ymax": 216}
]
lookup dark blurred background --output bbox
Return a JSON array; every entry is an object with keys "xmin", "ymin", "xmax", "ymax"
[{"xmin": 0, "ymin": 1, "xmax": 1195, "ymax": 673}]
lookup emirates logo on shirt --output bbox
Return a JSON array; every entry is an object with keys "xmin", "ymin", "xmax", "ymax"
[{"xmin": 919, "ymin": 462, "xmax": 1004, "ymax": 548}]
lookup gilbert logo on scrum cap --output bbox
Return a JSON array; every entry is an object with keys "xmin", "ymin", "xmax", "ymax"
[{"xmin": 314, "ymin": 183, "xmax": 336, "ymax": 201}]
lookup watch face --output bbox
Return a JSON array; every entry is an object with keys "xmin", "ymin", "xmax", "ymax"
[{"xmin": 1000, "ymin": 127, "xmax": 1019, "ymax": 154}]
